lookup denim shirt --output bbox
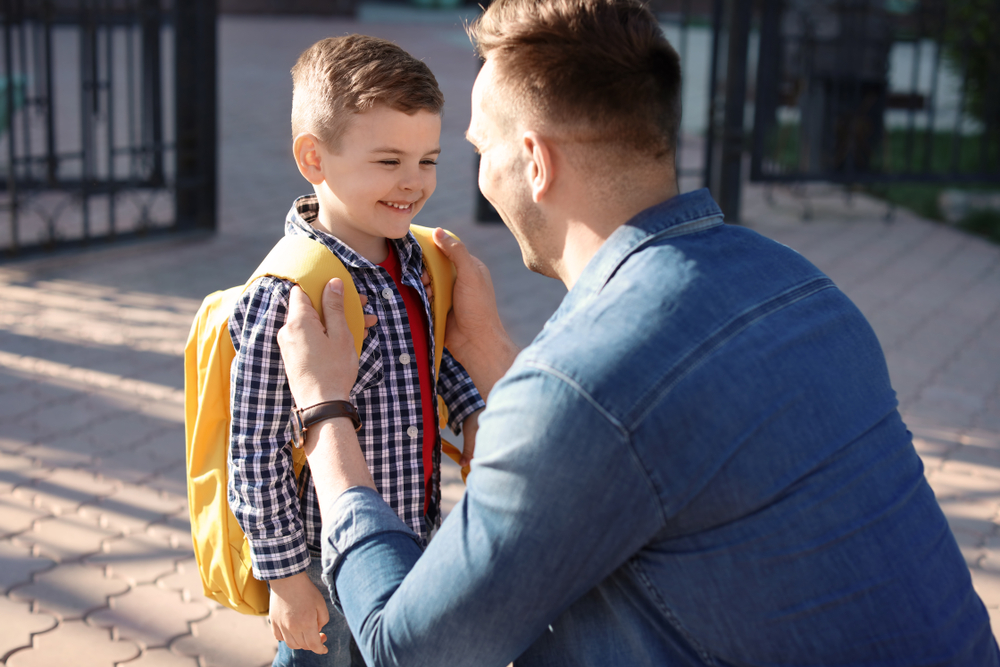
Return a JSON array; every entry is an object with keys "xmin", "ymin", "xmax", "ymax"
[{"xmin": 322, "ymin": 189, "xmax": 998, "ymax": 667}]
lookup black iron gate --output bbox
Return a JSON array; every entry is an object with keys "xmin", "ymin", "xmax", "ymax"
[
  {"xmin": 0, "ymin": 0, "xmax": 216, "ymax": 258},
  {"xmin": 705, "ymin": 0, "xmax": 1000, "ymax": 222}
]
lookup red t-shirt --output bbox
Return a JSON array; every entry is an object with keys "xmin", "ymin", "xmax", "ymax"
[{"xmin": 378, "ymin": 242, "xmax": 437, "ymax": 514}]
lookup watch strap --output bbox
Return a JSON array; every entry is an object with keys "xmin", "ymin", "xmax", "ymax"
[{"xmin": 294, "ymin": 400, "xmax": 362, "ymax": 447}]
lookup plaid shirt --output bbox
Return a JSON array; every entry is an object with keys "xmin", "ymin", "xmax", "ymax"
[{"xmin": 228, "ymin": 195, "xmax": 485, "ymax": 581}]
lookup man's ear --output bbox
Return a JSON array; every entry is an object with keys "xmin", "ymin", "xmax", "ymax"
[
  {"xmin": 522, "ymin": 131, "xmax": 554, "ymax": 203},
  {"xmin": 293, "ymin": 133, "xmax": 326, "ymax": 186}
]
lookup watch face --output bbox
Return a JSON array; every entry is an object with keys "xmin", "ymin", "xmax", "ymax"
[{"xmin": 290, "ymin": 408, "xmax": 305, "ymax": 448}]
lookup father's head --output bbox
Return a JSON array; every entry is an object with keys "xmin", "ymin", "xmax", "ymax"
[{"xmin": 467, "ymin": 0, "xmax": 682, "ymax": 278}]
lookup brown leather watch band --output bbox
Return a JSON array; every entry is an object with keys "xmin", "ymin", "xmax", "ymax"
[{"xmin": 290, "ymin": 400, "xmax": 362, "ymax": 448}]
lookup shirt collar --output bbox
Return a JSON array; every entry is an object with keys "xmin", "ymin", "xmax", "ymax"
[
  {"xmin": 560, "ymin": 188, "xmax": 724, "ymax": 310},
  {"xmin": 285, "ymin": 194, "xmax": 424, "ymax": 278}
]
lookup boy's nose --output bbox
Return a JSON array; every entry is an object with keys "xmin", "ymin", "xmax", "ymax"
[{"xmin": 398, "ymin": 170, "xmax": 424, "ymax": 191}]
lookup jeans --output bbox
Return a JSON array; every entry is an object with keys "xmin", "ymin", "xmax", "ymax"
[{"xmin": 272, "ymin": 552, "xmax": 364, "ymax": 667}]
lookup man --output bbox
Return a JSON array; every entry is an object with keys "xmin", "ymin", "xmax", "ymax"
[{"xmin": 275, "ymin": 0, "xmax": 1000, "ymax": 664}]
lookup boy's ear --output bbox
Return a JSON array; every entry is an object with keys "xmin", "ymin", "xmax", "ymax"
[{"xmin": 293, "ymin": 133, "xmax": 326, "ymax": 186}]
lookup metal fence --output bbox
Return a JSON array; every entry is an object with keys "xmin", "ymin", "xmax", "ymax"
[
  {"xmin": 703, "ymin": 0, "xmax": 1000, "ymax": 222},
  {"xmin": 750, "ymin": 0, "xmax": 1000, "ymax": 185},
  {"xmin": 0, "ymin": 0, "xmax": 216, "ymax": 259}
]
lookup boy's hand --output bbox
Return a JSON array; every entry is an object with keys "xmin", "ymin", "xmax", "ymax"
[
  {"xmin": 461, "ymin": 408, "xmax": 483, "ymax": 467},
  {"xmin": 268, "ymin": 571, "xmax": 329, "ymax": 654}
]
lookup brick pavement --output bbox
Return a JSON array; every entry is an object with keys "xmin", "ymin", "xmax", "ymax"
[{"xmin": 1, "ymin": 12, "xmax": 999, "ymax": 667}]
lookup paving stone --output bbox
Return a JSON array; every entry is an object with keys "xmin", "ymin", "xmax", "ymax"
[
  {"xmin": 88, "ymin": 583, "xmax": 211, "ymax": 649},
  {"xmin": 968, "ymin": 563, "xmax": 1000, "ymax": 610},
  {"xmin": 16, "ymin": 511, "xmax": 121, "ymax": 562},
  {"xmin": 9, "ymin": 562, "xmax": 130, "ymax": 620},
  {"xmin": 0, "ymin": 493, "xmax": 51, "ymax": 538},
  {"xmin": 937, "ymin": 497, "xmax": 1000, "ymax": 537},
  {"xmin": 0, "ymin": 597, "xmax": 58, "ymax": 660},
  {"xmin": 0, "ymin": 369, "xmax": 30, "ymax": 393},
  {"xmin": 18, "ymin": 439, "xmax": 96, "ymax": 470},
  {"xmin": 143, "ymin": 461, "xmax": 189, "ymax": 498},
  {"xmin": 0, "ymin": 539, "xmax": 56, "ymax": 593},
  {"xmin": 18, "ymin": 468, "xmax": 120, "ymax": 516},
  {"xmin": 157, "ymin": 559, "xmax": 208, "ymax": 605},
  {"xmin": 0, "ymin": 424, "xmax": 36, "ymax": 452},
  {"xmin": 926, "ymin": 466, "xmax": 1000, "ymax": 499},
  {"xmin": 146, "ymin": 514, "xmax": 193, "ymax": 552},
  {"xmin": 86, "ymin": 413, "xmax": 173, "ymax": 455},
  {"xmin": 173, "ymin": 606, "xmax": 278, "ymax": 667},
  {"xmin": 0, "ymin": 386, "xmax": 43, "ymax": 421},
  {"xmin": 124, "ymin": 648, "xmax": 200, "ymax": 667},
  {"xmin": 14, "ymin": 392, "xmax": 109, "ymax": 442},
  {"xmin": 939, "ymin": 458, "xmax": 1000, "ymax": 483},
  {"xmin": 0, "ymin": 450, "xmax": 49, "ymax": 495},
  {"xmin": 86, "ymin": 531, "xmax": 193, "ymax": 585},
  {"xmin": 5, "ymin": 619, "xmax": 140, "ymax": 667},
  {"xmin": 80, "ymin": 482, "xmax": 187, "ymax": 535}
]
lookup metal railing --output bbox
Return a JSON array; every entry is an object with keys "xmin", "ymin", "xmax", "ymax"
[
  {"xmin": 750, "ymin": 0, "xmax": 1000, "ymax": 186},
  {"xmin": 0, "ymin": 0, "xmax": 216, "ymax": 259}
]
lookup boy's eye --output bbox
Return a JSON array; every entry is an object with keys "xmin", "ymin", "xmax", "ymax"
[
  {"xmin": 378, "ymin": 159, "xmax": 399, "ymax": 166},
  {"xmin": 421, "ymin": 159, "xmax": 438, "ymax": 166}
]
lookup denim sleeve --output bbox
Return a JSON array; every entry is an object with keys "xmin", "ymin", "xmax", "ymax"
[
  {"xmin": 437, "ymin": 348, "xmax": 485, "ymax": 435},
  {"xmin": 322, "ymin": 365, "xmax": 663, "ymax": 667},
  {"xmin": 229, "ymin": 276, "xmax": 309, "ymax": 580}
]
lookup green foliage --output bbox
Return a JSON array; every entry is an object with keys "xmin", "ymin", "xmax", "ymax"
[
  {"xmin": 942, "ymin": 0, "xmax": 1000, "ymax": 130},
  {"xmin": 958, "ymin": 208, "xmax": 1000, "ymax": 244},
  {"xmin": 865, "ymin": 182, "xmax": 943, "ymax": 221},
  {"xmin": 762, "ymin": 124, "xmax": 999, "ymax": 177}
]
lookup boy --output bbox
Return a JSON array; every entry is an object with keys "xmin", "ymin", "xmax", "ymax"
[{"xmin": 228, "ymin": 35, "xmax": 485, "ymax": 666}]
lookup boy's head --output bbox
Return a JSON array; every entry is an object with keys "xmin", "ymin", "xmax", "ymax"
[
  {"xmin": 291, "ymin": 35, "xmax": 444, "ymax": 150},
  {"xmin": 291, "ymin": 36, "xmax": 444, "ymax": 262}
]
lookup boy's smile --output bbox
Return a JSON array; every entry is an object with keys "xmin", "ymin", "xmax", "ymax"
[{"xmin": 299, "ymin": 106, "xmax": 442, "ymax": 263}]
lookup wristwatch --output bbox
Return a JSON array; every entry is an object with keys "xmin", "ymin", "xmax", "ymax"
[{"xmin": 289, "ymin": 400, "xmax": 362, "ymax": 449}]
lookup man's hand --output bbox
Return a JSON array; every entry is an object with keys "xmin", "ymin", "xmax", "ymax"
[
  {"xmin": 278, "ymin": 279, "xmax": 360, "ymax": 407},
  {"xmin": 268, "ymin": 571, "xmax": 329, "ymax": 654},
  {"xmin": 432, "ymin": 229, "xmax": 519, "ymax": 399},
  {"xmin": 278, "ymin": 278, "xmax": 377, "ymax": 517}
]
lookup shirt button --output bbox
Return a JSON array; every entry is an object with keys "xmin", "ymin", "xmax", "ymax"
[
  {"xmin": 407, "ymin": 425, "xmax": 419, "ymax": 438},
  {"xmin": 399, "ymin": 353, "xmax": 411, "ymax": 365},
  {"xmin": 381, "ymin": 288, "xmax": 393, "ymax": 300}
]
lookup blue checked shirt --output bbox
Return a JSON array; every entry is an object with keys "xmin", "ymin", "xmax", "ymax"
[{"xmin": 228, "ymin": 194, "xmax": 485, "ymax": 581}]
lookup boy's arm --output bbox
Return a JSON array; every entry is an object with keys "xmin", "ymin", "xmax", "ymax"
[
  {"xmin": 228, "ymin": 277, "xmax": 309, "ymax": 580},
  {"xmin": 231, "ymin": 277, "xmax": 331, "ymax": 653}
]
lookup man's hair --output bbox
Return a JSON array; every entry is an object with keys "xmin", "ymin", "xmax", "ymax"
[
  {"xmin": 291, "ymin": 35, "xmax": 444, "ymax": 148},
  {"xmin": 468, "ymin": 0, "xmax": 681, "ymax": 158}
]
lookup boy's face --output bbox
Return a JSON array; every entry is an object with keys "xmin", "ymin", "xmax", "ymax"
[{"xmin": 312, "ymin": 106, "xmax": 441, "ymax": 260}]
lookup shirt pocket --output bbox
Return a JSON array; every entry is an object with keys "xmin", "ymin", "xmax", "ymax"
[{"xmin": 352, "ymin": 327, "xmax": 384, "ymax": 395}]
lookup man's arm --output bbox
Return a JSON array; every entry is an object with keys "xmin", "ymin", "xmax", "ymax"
[{"xmin": 278, "ymin": 277, "xmax": 663, "ymax": 667}]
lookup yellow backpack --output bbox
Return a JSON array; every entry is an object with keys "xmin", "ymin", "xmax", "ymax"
[{"xmin": 183, "ymin": 226, "xmax": 466, "ymax": 616}]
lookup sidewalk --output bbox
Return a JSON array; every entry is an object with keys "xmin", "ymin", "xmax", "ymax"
[{"xmin": 1, "ymin": 14, "xmax": 999, "ymax": 667}]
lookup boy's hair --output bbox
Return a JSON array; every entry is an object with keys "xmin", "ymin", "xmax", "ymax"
[
  {"xmin": 291, "ymin": 35, "xmax": 444, "ymax": 149},
  {"xmin": 468, "ymin": 0, "xmax": 681, "ymax": 159}
]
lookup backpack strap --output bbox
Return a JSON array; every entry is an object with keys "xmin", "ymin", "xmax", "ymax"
[
  {"xmin": 409, "ymin": 226, "xmax": 471, "ymax": 479},
  {"xmin": 409, "ymin": 225, "xmax": 456, "ymax": 381},
  {"xmin": 247, "ymin": 235, "xmax": 365, "ymax": 356}
]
